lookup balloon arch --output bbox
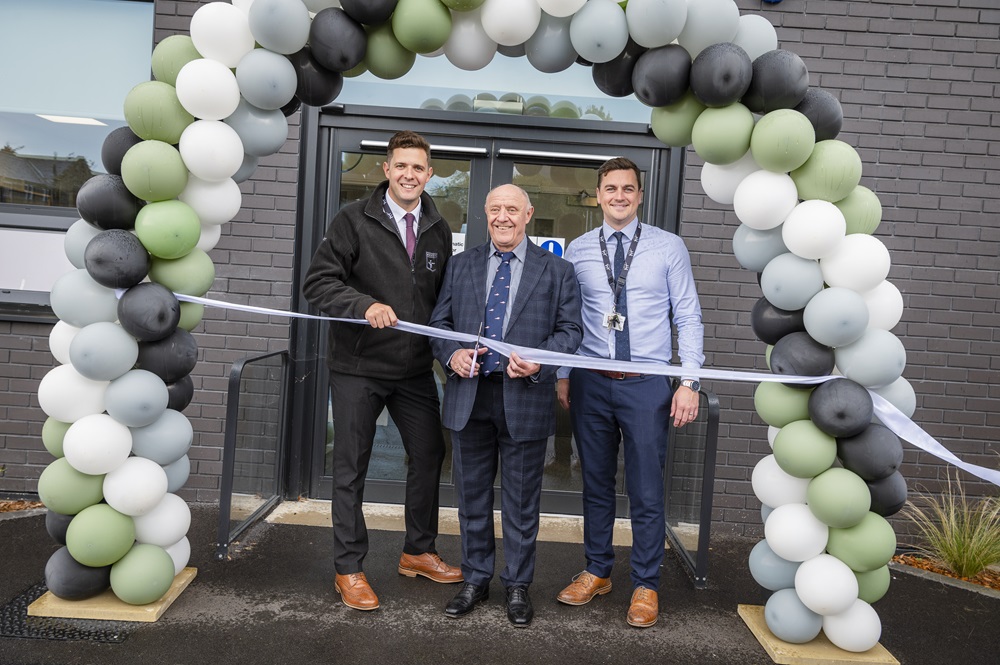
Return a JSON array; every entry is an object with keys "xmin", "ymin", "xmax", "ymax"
[{"xmin": 36, "ymin": 0, "xmax": 909, "ymax": 652}]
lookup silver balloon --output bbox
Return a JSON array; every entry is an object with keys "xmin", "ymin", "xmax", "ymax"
[
  {"xmin": 732, "ymin": 224, "xmax": 787, "ymax": 273},
  {"xmin": 163, "ymin": 454, "xmax": 191, "ymax": 493},
  {"xmin": 247, "ymin": 0, "xmax": 311, "ymax": 55},
  {"xmin": 233, "ymin": 153, "xmax": 260, "ymax": 184},
  {"xmin": 236, "ymin": 48, "xmax": 298, "ymax": 110},
  {"xmin": 764, "ymin": 588, "xmax": 823, "ymax": 644},
  {"xmin": 64, "ymin": 219, "xmax": 102, "ymax": 269},
  {"xmin": 749, "ymin": 539, "xmax": 800, "ymax": 591},
  {"xmin": 803, "ymin": 287, "xmax": 870, "ymax": 348},
  {"xmin": 68, "ymin": 322, "xmax": 139, "ymax": 382},
  {"xmin": 625, "ymin": 0, "xmax": 687, "ymax": 49},
  {"xmin": 569, "ymin": 0, "xmax": 629, "ymax": 64},
  {"xmin": 130, "ymin": 409, "xmax": 194, "ymax": 466},
  {"xmin": 732, "ymin": 13, "xmax": 778, "ymax": 62},
  {"xmin": 761, "ymin": 253, "xmax": 824, "ymax": 312},
  {"xmin": 50, "ymin": 269, "xmax": 119, "ymax": 328},
  {"xmin": 525, "ymin": 12, "xmax": 577, "ymax": 74},
  {"xmin": 872, "ymin": 376, "xmax": 916, "ymax": 419},
  {"xmin": 676, "ymin": 0, "xmax": 740, "ymax": 59},
  {"xmin": 224, "ymin": 98, "xmax": 289, "ymax": 158},
  {"xmin": 105, "ymin": 369, "xmax": 170, "ymax": 428},
  {"xmin": 835, "ymin": 329, "xmax": 907, "ymax": 389}
]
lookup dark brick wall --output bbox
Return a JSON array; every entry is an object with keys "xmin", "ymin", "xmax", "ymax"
[{"xmin": 1, "ymin": 1, "xmax": 996, "ymax": 539}]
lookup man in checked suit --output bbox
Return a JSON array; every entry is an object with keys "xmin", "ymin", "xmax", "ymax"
[{"xmin": 428, "ymin": 184, "xmax": 582, "ymax": 627}]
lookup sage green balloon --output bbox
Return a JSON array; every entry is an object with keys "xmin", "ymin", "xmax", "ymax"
[
  {"xmin": 441, "ymin": 0, "xmax": 485, "ymax": 9},
  {"xmin": 123, "ymin": 81, "xmax": 194, "ymax": 144},
  {"xmin": 121, "ymin": 140, "xmax": 189, "ymax": 203},
  {"xmin": 807, "ymin": 467, "xmax": 871, "ymax": 528},
  {"xmin": 855, "ymin": 565, "xmax": 890, "ymax": 604},
  {"xmin": 110, "ymin": 543, "xmax": 176, "ymax": 605},
  {"xmin": 42, "ymin": 417, "xmax": 72, "ymax": 459},
  {"xmin": 753, "ymin": 382, "xmax": 812, "ymax": 428},
  {"xmin": 691, "ymin": 103, "xmax": 755, "ymax": 165},
  {"xmin": 773, "ymin": 419, "xmax": 837, "ymax": 479},
  {"xmin": 135, "ymin": 200, "xmax": 201, "ymax": 259},
  {"xmin": 790, "ymin": 139, "xmax": 862, "ymax": 203},
  {"xmin": 37, "ymin": 458, "xmax": 104, "ymax": 515},
  {"xmin": 392, "ymin": 0, "xmax": 453, "ymax": 54},
  {"xmin": 750, "ymin": 109, "xmax": 815, "ymax": 174},
  {"xmin": 178, "ymin": 301, "xmax": 206, "ymax": 331},
  {"xmin": 148, "ymin": 249, "xmax": 216, "ymax": 297},
  {"xmin": 151, "ymin": 35, "xmax": 202, "ymax": 87},
  {"xmin": 365, "ymin": 22, "xmax": 416, "ymax": 80},
  {"xmin": 765, "ymin": 345, "xmax": 773, "ymax": 370},
  {"xmin": 343, "ymin": 61, "xmax": 368, "ymax": 78},
  {"xmin": 551, "ymin": 101, "xmax": 582, "ymax": 119},
  {"xmin": 66, "ymin": 503, "xmax": 136, "ymax": 567},
  {"xmin": 826, "ymin": 512, "xmax": 897, "ymax": 573},
  {"xmin": 651, "ymin": 92, "xmax": 706, "ymax": 148},
  {"xmin": 835, "ymin": 185, "xmax": 883, "ymax": 235}
]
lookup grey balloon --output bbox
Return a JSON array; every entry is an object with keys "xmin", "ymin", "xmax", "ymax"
[
  {"xmin": 761, "ymin": 253, "xmax": 824, "ymax": 312},
  {"xmin": 749, "ymin": 539, "xmax": 799, "ymax": 591},
  {"xmin": 163, "ymin": 454, "xmax": 191, "ymax": 493},
  {"xmin": 130, "ymin": 409, "xmax": 193, "ymax": 466},
  {"xmin": 105, "ymin": 369, "xmax": 169, "ymax": 428},
  {"xmin": 64, "ymin": 219, "xmax": 102, "ymax": 269},
  {"xmin": 872, "ymin": 376, "xmax": 916, "ymax": 419},
  {"xmin": 68, "ymin": 322, "xmax": 139, "ymax": 381},
  {"xmin": 233, "ymin": 153, "xmax": 260, "ymax": 184},
  {"xmin": 525, "ymin": 12, "xmax": 577, "ymax": 74},
  {"xmin": 834, "ymin": 329, "xmax": 907, "ymax": 389},
  {"xmin": 236, "ymin": 48, "xmax": 299, "ymax": 111},
  {"xmin": 803, "ymin": 287, "xmax": 870, "ymax": 348},
  {"xmin": 224, "ymin": 98, "xmax": 289, "ymax": 158},
  {"xmin": 498, "ymin": 43, "xmax": 526, "ymax": 58},
  {"xmin": 732, "ymin": 224, "xmax": 787, "ymax": 272},
  {"xmin": 764, "ymin": 588, "xmax": 823, "ymax": 644},
  {"xmin": 761, "ymin": 504, "xmax": 774, "ymax": 523},
  {"xmin": 247, "ymin": 0, "xmax": 311, "ymax": 55},
  {"xmin": 50, "ymin": 269, "xmax": 119, "ymax": 327}
]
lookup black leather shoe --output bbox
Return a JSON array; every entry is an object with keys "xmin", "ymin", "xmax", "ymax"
[
  {"xmin": 505, "ymin": 585, "xmax": 533, "ymax": 627},
  {"xmin": 444, "ymin": 583, "xmax": 489, "ymax": 618}
]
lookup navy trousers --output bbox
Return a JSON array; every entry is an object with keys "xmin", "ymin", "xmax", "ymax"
[{"xmin": 569, "ymin": 368, "xmax": 673, "ymax": 591}]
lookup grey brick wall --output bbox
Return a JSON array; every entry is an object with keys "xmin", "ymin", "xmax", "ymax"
[{"xmin": 1, "ymin": 1, "xmax": 996, "ymax": 541}]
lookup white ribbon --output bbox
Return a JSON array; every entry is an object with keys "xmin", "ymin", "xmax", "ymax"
[{"xmin": 176, "ymin": 293, "xmax": 1000, "ymax": 487}]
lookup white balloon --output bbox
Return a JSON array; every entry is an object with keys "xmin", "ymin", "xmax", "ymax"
[
  {"xmin": 751, "ymin": 454, "xmax": 810, "ymax": 508},
  {"xmin": 63, "ymin": 414, "xmax": 133, "ymax": 476},
  {"xmin": 48, "ymin": 321, "xmax": 80, "ymax": 366},
  {"xmin": 767, "ymin": 425, "xmax": 780, "ymax": 449},
  {"xmin": 862, "ymin": 280, "xmax": 904, "ymax": 331},
  {"xmin": 764, "ymin": 503, "xmax": 829, "ymax": 563},
  {"xmin": 732, "ymin": 13, "xmax": 778, "ymax": 62},
  {"xmin": 481, "ymin": 0, "xmax": 542, "ymax": 47},
  {"xmin": 794, "ymin": 554, "xmax": 859, "ymax": 616},
  {"xmin": 164, "ymin": 536, "xmax": 192, "ymax": 576},
  {"xmin": 175, "ymin": 59, "xmax": 242, "ymax": 121},
  {"xmin": 179, "ymin": 120, "xmax": 245, "ymax": 182},
  {"xmin": 625, "ymin": 0, "xmax": 687, "ymax": 48},
  {"xmin": 569, "ymin": 0, "xmax": 629, "ymax": 63},
  {"xmin": 444, "ymin": 8, "xmax": 497, "ymax": 71},
  {"xmin": 134, "ymin": 493, "xmax": 192, "ymax": 547},
  {"xmin": 179, "ymin": 176, "xmax": 243, "ymax": 227},
  {"xmin": 37, "ymin": 364, "xmax": 108, "ymax": 423},
  {"xmin": 820, "ymin": 234, "xmax": 891, "ymax": 293},
  {"xmin": 197, "ymin": 223, "xmax": 223, "ymax": 253},
  {"xmin": 190, "ymin": 2, "xmax": 256, "ymax": 68},
  {"xmin": 823, "ymin": 599, "xmax": 882, "ymax": 652},
  {"xmin": 676, "ymin": 0, "xmax": 739, "ymax": 58},
  {"xmin": 782, "ymin": 200, "xmax": 846, "ymax": 260},
  {"xmin": 734, "ymin": 170, "xmax": 798, "ymax": 231},
  {"xmin": 232, "ymin": 0, "xmax": 258, "ymax": 13},
  {"xmin": 700, "ymin": 150, "xmax": 759, "ymax": 205},
  {"xmin": 537, "ymin": 0, "xmax": 586, "ymax": 18},
  {"xmin": 103, "ymin": 457, "xmax": 169, "ymax": 517}
]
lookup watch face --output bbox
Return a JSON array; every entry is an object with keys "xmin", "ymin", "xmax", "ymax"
[{"xmin": 683, "ymin": 380, "xmax": 700, "ymax": 392}]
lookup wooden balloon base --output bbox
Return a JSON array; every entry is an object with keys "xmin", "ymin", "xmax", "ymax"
[
  {"xmin": 27, "ymin": 567, "xmax": 197, "ymax": 623},
  {"xmin": 738, "ymin": 605, "xmax": 899, "ymax": 665}
]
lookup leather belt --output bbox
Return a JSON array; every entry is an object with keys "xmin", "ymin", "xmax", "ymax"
[{"xmin": 587, "ymin": 368, "xmax": 644, "ymax": 380}]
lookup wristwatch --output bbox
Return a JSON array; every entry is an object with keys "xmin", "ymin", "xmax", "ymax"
[{"xmin": 680, "ymin": 379, "xmax": 700, "ymax": 392}]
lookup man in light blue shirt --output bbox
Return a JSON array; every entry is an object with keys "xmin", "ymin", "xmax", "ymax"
[{"xmin": 554, "ymin": 157, "xmax": 704, "ymax": 628}]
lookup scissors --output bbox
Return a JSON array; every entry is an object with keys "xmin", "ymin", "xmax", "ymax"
[{"xmin": 469, "ymin": 320, "xmax": 484, "ymax": 378}]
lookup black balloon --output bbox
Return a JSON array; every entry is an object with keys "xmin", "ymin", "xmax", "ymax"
[
  {"xmin": 770, "ymin": 331, "xmax": 835, "ymax": 380},
  {"xmin": 45, "ymin": 509, "xmax": 74, "ymax": 546},
  {"xmin": 742, "ymin": 49, "xmax": 809, "ymax": 114},
  {"xmin": 167, "ymin": 374, "xmax": 195, "ymax": 412},
  {"xmin": 136, "ymin": 328, "xmax": 198, "ymax": 383},
  {"xmin": 499, "ymin": 43, "xmax": 527, "ymax": 58},
  {"xmin": 837, "ymin": 423, "xmax": 904, "ymax": 481},
  {"xmin": 690, "ymin": 42, "xmax": 752, "ymax": 108},
  {"xmin": 45, "ymin": 547, "xmax": 112, "ymax": 601},
  {"xmin": 287, "ymin": 47, "xmax": 345, "ymax": 107},
  {"xmin": 100, "ymin": 126, "xmax": 143, "ymax": 176},
  {"xmin": 631, "ymin": 44, "xmax": 691, "ymax": 107},
  {"xmin": 867, "ymin": 471, "xmax": 907, "ymax": 517},
  {"xmin": 118, "ymin": 282, "xmax": 181, "ymax": 342},
  {"xmin": 280, "ymin": 96, "xmax": 302, "ymax": 118},
  {"xmin": 808, "ymin": 378, "xmax": 873, "ymax": 438},
  {"xmin": 576, "ymin": 54, "xmax": 593, "ymax": 67},
  {"xmin": 794, "ymin": 87, "xmax": 844, "ymax": 141},
  {"xmin": 751, "ymin": 297, "xmax": 806, "ymax": 346},
  {"xmin": 76, "ymin": 174, "xmax": 144, "ymax": 231},
  {"xmin": 83, "ymin": 229, "xmax": 150, "ymax": 289},
  {"xmin": 593, "ymin": 39, "xmax": 647, "ymax": 98},
  {"xmin": 310, "ymin": 8, "xmax": 367, "ymax": 73},
  {"xmin": 340, "ymin": 0, "xmax": 397, "ymax": 25}
]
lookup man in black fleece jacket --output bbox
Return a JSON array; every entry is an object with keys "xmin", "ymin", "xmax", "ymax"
[{"xmin": 303, "ymin": 131, "xmax": 460, "ymax": 612}]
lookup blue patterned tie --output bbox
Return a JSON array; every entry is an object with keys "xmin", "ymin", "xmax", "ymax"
[
  {"xmin": 612, "ymin": 232, "xmax": 631, "ymax": 362},
  {"xmin": 481, "ymin": 251, "xmax": 514, "ymax": 376}
]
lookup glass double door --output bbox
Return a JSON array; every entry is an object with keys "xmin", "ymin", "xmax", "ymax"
[{"xmin": 305, "ymin": 110, "xmax": 680, "ymax": 515}]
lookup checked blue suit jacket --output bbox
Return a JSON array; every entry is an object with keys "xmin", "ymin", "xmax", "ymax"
[{"xmin": 429, "ymin": 240, "xmax": 583, "ymax": 442}]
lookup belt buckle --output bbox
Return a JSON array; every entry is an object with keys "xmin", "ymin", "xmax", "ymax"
[{"xmin": 615, "ymin": 371, "xmax": 627, "ymax": 380}]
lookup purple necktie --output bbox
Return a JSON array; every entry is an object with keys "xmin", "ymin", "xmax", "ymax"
[{"xmin": 404, "ymin": 212, "xmax": 416, "ymax": 261}]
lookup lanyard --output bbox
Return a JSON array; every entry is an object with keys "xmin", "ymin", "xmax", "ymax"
[{"xmin": 598, "ymin": 223, "xmax": 641, "ymax": 312}]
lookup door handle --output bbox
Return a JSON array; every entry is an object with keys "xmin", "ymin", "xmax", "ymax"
[
  {"xmin": 359, "ymin": 140, "xmax": 488, "ymax": 156},
  {"xmin": 496, "ymin": 148, "xmax": 616, "ymax": 163}
]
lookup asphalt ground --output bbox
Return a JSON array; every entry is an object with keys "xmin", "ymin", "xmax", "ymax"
[{"xmin": 1, "ymin": 505, "xmax": 998, "ymax": 665}]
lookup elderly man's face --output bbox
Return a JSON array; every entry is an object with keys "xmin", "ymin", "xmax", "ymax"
[{"xmin": 485, "ymin": 185, "xmax": 533, "ymax": 252}]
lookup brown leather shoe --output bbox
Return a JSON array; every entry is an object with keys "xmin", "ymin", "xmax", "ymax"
[
  {"xmin": 556, "ymin": 571, "xmax": 613, "ymax": 606},
  {"xmin": 334, "ymin": 572, "xmax": 379, "ymax": 611},
  {"xmin": 626, "ymin": 587, "xmax": 658, "ymax": 628},
  {"xmin": 398, "ymin": 552, "xmax": 464, "ymax": 584}
]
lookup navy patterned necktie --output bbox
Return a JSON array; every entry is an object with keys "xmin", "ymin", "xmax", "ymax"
[
  {"xmin": 481, "ymin": 251, "xmax": 514, "ymax": 376},
  {"xmin": 612, "ymin": 232, "xmax": 631, "ymax": 362}
]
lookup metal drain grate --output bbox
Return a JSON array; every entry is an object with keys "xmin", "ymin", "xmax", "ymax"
[{"xmin": 0, "ymin": 583, "xmax": 133, "ymax": 643}]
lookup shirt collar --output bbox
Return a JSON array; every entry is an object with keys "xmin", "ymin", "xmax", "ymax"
[
  {"xmin": 384, "ymin": 193, "xmax": 421, "ymax": 224},
  {"xmin": 490, "ymin": 235, "xmax": 529, "ymax": 262},
  {"xmin": 602, "ymin": 217, "xmax": 639, "ymax": 242}
]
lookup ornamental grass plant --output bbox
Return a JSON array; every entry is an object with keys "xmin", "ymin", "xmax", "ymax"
[{"xmin": 902, "ymin": 471, "xmax": 1000, "ymax": 579}]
